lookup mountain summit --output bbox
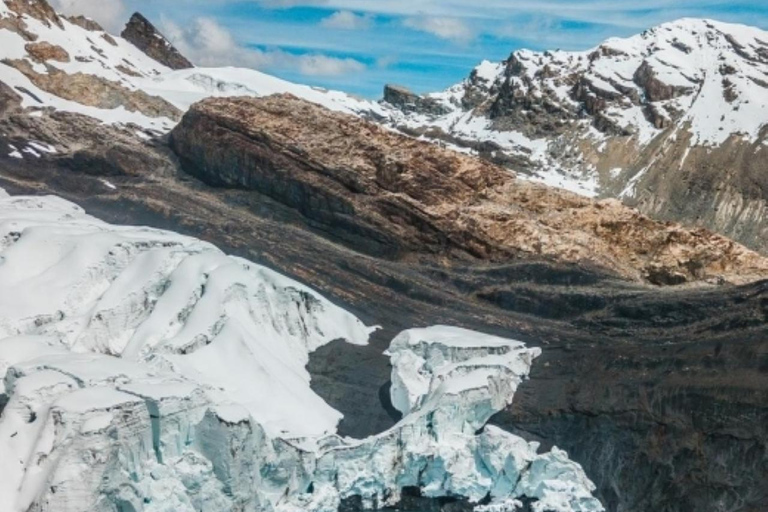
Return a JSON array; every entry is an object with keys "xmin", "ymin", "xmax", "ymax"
[
  {"xmin": 383, "ymin": 18, "xmax": 768, "ymax": 253},
  {"xmin": 121, "ymin": 12, "xmax": 193, "ymax": 70}
]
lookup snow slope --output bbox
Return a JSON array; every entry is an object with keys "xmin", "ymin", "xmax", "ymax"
[
  {"xmin": 140, "ymin": 66, "xmax": 387, "ymax": 116},
  {"xmin": 0, "ymin": 3, "xmax": 178, "ymax": 131},
  {"xmin": 0, "ymin": 192, "xmax": 372, "ymax": 438},
  {"xmin": 0, "ymin": 190, "xmax": 603, "ymax": 512},
  {"xmin": 0, "ymin": 1, "xmax": 384, "ymax": 135}
]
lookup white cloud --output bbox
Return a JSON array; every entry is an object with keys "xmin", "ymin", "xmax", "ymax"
[
  {"xmin": 298, "ymin": 54, "xmax": 365, "ymax": 75},
  {"xmin": 162, "ymin": 16, "xmax": 366, "ymax": 76},
  {"xmin": 257, "ymin": 0, "xmax": 328, "ymax": 6},
  {"xmin": 403, "ymin": 16, "xmax": 473, "ymax": 43},
  {"xmin": 320, "ymin": 10, "xmax": 373, "ymax": 30},
  {"xmin": 376, "ymin": 55, "xmax": 398, "ymax": 68},
  {"xmin": 161, "ymin": 17, "xmax": 253, "ymax": 67},
  {"xmin": 50, "ymin": 0, "xmax": 127, "ymax": 33}
]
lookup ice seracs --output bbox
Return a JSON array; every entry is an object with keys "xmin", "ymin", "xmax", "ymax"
[
  {"xmin": 0, "ymin": 190, "xmax": 603, "ymax": 512},
  {"xmin": 283, "ymin": 326, "xmax": 601, "ymax": 512},
  {"xmin": 388, "ymin": 326, "xmax": 539, "ymax": 418}
]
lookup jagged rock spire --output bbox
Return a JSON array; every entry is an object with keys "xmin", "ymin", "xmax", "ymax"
[{"xmin": 121, "ymin": 12, "xmax": 193, "ymax": 70}]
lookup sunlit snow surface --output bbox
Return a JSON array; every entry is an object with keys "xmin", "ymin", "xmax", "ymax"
[
  {"xmin": 0, "ymin": 6, "xmax": 385, "ymax": 131},
  {"xmin": 0, "ymin": 10, "xmax": 178, "ymax": 131},
  {"xmin": 0, "ymin": 191, "xmax": 602, "ymax": 512}
]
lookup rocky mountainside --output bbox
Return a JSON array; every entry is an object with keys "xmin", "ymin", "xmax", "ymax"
[
  {"xmin": 121, "ymin": 12, "xmax": 193, "ymax": 70},
  {"xmin": 1, "ymin": 2, "xmax": 768, "ymax": 511},
  {"xmin": 382, "ymin": 19, "xmax": 768, "ymax": 254},
  {"xmin": 170, "ymin": 94, "xmax": 768, "ymax": 287},
  {"xmin": 2, "ymin": 85, "xmax": 768, "ymax": 511},
  {"xmin": 0, "ymin": 0, "xmax": 181, "ymax": 131},
  {"xmin": 3, "ymin": 0, "xmax": 768, "ymax": 261}
]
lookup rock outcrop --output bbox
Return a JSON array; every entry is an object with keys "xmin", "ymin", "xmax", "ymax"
[
  {"xmin": 2, "ymin": 59, "xmax": 181, "ymax": 120},
  {"xmin": 170, "ymin": 94, "xmax": 768, "ymax": 286},
  {"xmin": 23, "ymin": 41, "xmax": 70, "ymax": 62},
  {"xmin": 121, "ymin": 12, "xmax": 193, "ymax": 70},
  {"xmin": 65, "ymin": 14, "xmax": 104, "ymax": 32},
  {"xmin": 5, "ymin": 0, "xmax": 62, "ymax": 28},
  {"xmin": 383, "ymin": 84, "xmax": 451, "ymax": 116},
  {"xmin": 0, "ymin": 78, "xmax": 178, "ymax": 178}
]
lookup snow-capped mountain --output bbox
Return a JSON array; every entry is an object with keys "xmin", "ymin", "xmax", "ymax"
[
  {"xmin": 3, "ymin": 2, "xmax": 766, "ymax": 255},
  {"xmin": 0, "ymin": 189, "xmax": 602, "ymax": 512},
  {"xmin": 383, "ymin": 18, "xmax": 768, "ymax": 253},
  {"xmin": 0, "ymin": 0, "xmax": 383, "ymax": 135}
]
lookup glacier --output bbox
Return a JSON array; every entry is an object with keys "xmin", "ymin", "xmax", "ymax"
[{"xmin": 0, "ymin": 190, "xmax": 603, "ymax": 512}]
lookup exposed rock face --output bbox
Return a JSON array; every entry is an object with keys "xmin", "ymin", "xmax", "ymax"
[
  {"xmin": 24, "ymin": 41, "xmax": 70, "ymax": 62},
  {"xmin": 0, "ymin": 80, "xmax": 178, "ymax": 177},
  {"xmin": 121, "ymin": 12, "xmax": 193, "ymax": 70},
  {"xmin": 379, "ymin": 19, "xmax": 768, "ymax": 254},
  {"xmin": 486, "ymin": 55, "xmax": 579, "ymax": 138},
  {"xmin": 65, "ymin": 15, "xmax": 104, "ymax": 32},
  {"xmin": 170, "ymin": 94, "xmax": 768, "ymax": 286},
  {"xmin": 5, "ymin": 0, "xmax": 62, "ymax": 28},
  {"xmin": 3, "ymin": 59, "xmax": 181, "ymax": 120},
  {"xmin": 0, "ymin": 79, "xmax": 21, "ymax": 116},
  {"xmin": 633, "ymin": 60, "xmax": 693, "ymax": 102},
  {"xmin": 383, "ymin": 84, "xmax": 451, "ymax": 116}
]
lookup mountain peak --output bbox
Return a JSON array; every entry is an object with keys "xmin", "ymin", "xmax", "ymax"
[{"xmin": 121, "ymin": 11, "xmax": 193, "ymax": 70}]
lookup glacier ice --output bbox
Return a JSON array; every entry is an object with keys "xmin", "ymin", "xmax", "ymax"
[
  {"xmin": 0, "ymin": 191, "xmax": 603, "ymax": 512},
  {"xmin": 283, "ymin": 327, "xmax": 603, "ymax": 512}
]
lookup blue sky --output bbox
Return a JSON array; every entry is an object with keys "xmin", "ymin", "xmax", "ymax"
[{"xmin": 53, "ymin": 0, "xmax": 768, "ymax": 98}]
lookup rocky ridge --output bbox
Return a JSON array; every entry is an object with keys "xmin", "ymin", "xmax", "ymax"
[
  {"xmin": 170, "ymin": 94, "xmax": 768, "ymax": 287},
  {"xmin": 121, "ymin": 12, "xmax": 193, "ymax": 70},
  {"xmin": 3, "ymin": 1, "xmax": 768, "ymax": 262},
  {"xmin": 0, "ymin": 0, "xmax": 182, "ymax": 132}
]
